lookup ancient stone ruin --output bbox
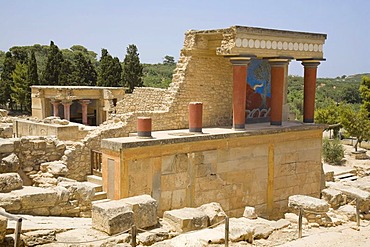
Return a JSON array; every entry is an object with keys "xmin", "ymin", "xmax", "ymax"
[{"xmin": 0, "ymin": 25, "xmax": 369, "ymax": 246}]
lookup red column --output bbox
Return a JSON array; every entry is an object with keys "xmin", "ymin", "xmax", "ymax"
[
  {"xmin": 62, "ymin": 100, "xmax": 72, "ymax": 121},
  {"xmin": 79, "ymin": 100, "xmax": 91, "ymax": 125},
  {"xmin": 50, "ymin": 100, "xmax": 60, "ymax": 117},
  {"xmin": 137, "ymin": 117, "xmax": 152, "ymax": 138},
  {"xmin": 230, "ymin": 58, "xmax": 251, "ymax": 130},
  {"xmin": 269, "ymin": 60, "xmax": 289, "ymax": 125},
  {"xmin": 189, "ymin": 102, "xmax": 203, "ymax": 133},
  {"xmin": 302, "ymin": 61, "xmax": 320, "ymax": 123}
]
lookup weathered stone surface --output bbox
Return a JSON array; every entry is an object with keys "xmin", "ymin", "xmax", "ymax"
[
  {"xmin": 331, "ymin": 183, "xmax": 370, "ymax": 201},
  {"xmin": 271, "ymin": 219, "xmax": 291, "ymax": 230},
  {"xmin": 0, "ymin": 173, "xmax": 23, "ymax": 192},
  {"xmin": 0, "ymin": 109, "xmax": 8, "ymax": 117},
  {"xmin": 0, "ymin": 153, "xmax": 19, "ymax": 173},
  {"xmin": 243, "ymin": 206, "xmax": 258, "ymax": 219},
  {"xmin": 121, "ymin": 194, "xmax": 158, "ymax": 229},
  {"xmin": 15, "ymin": 186, "xmax": 58, "ymax": 209},
  {"xmin": 163, "ymin": 207, "xmax": 208, "ymax": 233},
  {"xmin": 137, "ymin": 228, "xmax": 171, "ymax": 246},
  {"xmin": 254, "ymin": 224, "xmax": 274, "ymax": 239},
  {"xmin": 221, "ymin": 218, "xmax": 254, "ymax": 242},
  {"xmin": 21, "ymin": 229, "xmax": 56, "ymax": 246},
  {"xmin": 40, "ymin": 161, "xmax": 68, "ymax": 176},
  {"xmin": 284, "ymin": 212, "xmax": 308, "ymax": 225},
  {"xmin": 197, "ymin": 202, "xmax": 226, "ymax": 226},
  {"xmin": 288, "ymin": 195, "xmax": 330, "ymax": 212},
  {"xmin": 337, "ymin": 204, "xmax": 356, "ymax": 221},
  {"xmin": 0, "ymin": 194, "xmax": 21, "ymax": 212},
  {"xmin": 92, "ymin": 200, "xmax": 134, "ymax": 235},
  {"xmin": 0, "ymin": 215, "xmax": 7, "ymax": 243},
  {"xmin": 321, "ymin": 188, "xmax": 345, "ymax": 209},
  {"xmin": 0, "ymin": 139, "xmax": 14, "ymax": 154}
]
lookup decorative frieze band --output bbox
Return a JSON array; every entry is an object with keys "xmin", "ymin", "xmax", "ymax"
[{"xmin": 235, "ymin": 38, "xmax": 323, "ymax": 52}]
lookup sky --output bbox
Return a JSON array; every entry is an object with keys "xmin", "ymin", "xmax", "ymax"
[{"xmin": 0, "ymin": 0, "xmax": 369, "ymax": 78}]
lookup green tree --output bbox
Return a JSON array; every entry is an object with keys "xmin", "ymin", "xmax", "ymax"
[
  {"xmin": 43, "ymin": 41, "xmax": 64, "ymax": 85},
  {"xmin": 122, "ymin": 44, "xmax": 143, "ymax": 92},
  {"xmin": 359, "ymin": 76, "xmax": 370, "ymax": 113},
  {"xmin": 11, "ymin": 62, "xmax": 30, "ymax": 111},
  {"xmin": 163, "ymin": 55, "xmax": 175, "ymax": 65},
  {"xmin": 340, "ymin": 105, "xmax": 370, "ymax": 151},
  {"xmin": 58, "ymin": 60, "xmax": 74, "ymax": 86},
  {"xmin": 72, "ymin": 53, "xmax": 97, "ymax": 86},
  {"xmin": 0, "ymin": 52, "xmax": 16, "ymax": 108},
  {"xmin": 97, "ymin": 49, "xmax": 122, "ymax": 87},
  {"xmin": 28, "ymin": 50, "xmax": 39, "ymax": 86}
]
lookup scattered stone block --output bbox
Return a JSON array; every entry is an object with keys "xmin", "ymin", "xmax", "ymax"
[
  {"xmin": 0, "ymin": 215, "xmax": 7, "ymax": 243},
  {"xmin": 40, "ymin": 161, "xmax": 68, "ymax": 176},
  {"xmin": 284, "ymin": 213, "xmax": 308, "ymax": 225},
  {"xmin": 21, "ymin": 230, "xmax": 56, "ymax": 246},
  {"xmin": 163, "ymin": 207, "xmax": 208, "ymax": 233},
  {"xmin": 0, "ymin": 173, "xmax": 23, "ymax": 192},
  {"xmin": 121, "ymin": 194, "xmax": 158, "ymax": 229},
  {"xmin": 243, "ymin": 206, "xmax": 258, "ymax": 219},
  {"xmin": 223, "ymin": 218, "xmax": 254, "ymax": 243},
  {"xmin": 92, "ymin": 200, "xmax": 134, "ymax": 235},
  {"xmin": 0, "ymin": 153, "xmax": 19, "ymax": 173},
  {"xmin": 288, "ymin": 195, "xmax": 330, "ymax": 212},
  {"xmin": 337, "ymin": 204, "xmax": 356, "ymax": 221},
  {"xmin": 321, "ymin": 188, "xmax": 345, "ymax": 209},
  {"xmin": 0, "ymin": 139, "xmax": 14, "ymax": 154},
  {"xmin": 14, "ymin": 186, "xmax": 58, "ymax": 209},
  {"xmin": 197, "ymin": 202, "xmax": 226, "ymax": 226},
  {"xmin": 271, "ymin": 219, "xmax": 291, "ymax": 230},
  {"xmin": 254, "ymin": 224, "xmax": 274, "ymax": 239}
]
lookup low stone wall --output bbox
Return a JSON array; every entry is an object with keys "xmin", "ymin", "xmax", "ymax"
[
  {"xmin": 0, "ymin": 179, "xmax": 94, "ymax": 217},
  {"xmin": 101, "ymin": 125, "xmax": 324, "ymax": 218},
  {"xmin": 13, "ymin": 119, "xmax": 89, "ymax": 141}
]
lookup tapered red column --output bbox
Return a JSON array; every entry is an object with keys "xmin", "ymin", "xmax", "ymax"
[
  {"xmin": 269, "ymin": 60, "xmax": 289, "ymax": 125},
  {"xmin": 230, "ymin": 58, "xmax": 251, "ymax": 130},
  {"xmin": 62, "ymin": 100, "xmax": 72, "ymax": 121},
  {"xmin": 50, "ymin": 99, "xmax": 60, "ymax": 117},
  {"xmin": 302, "ymin": 61, "xmax": 320, "ymax": 123},
  {"xmin": 189, "ymin": 102, "xmax": 203, "ymax": 133},
  {"xmin": 79, "ymin": 100, "xmax": 91, "ymax": 125}
]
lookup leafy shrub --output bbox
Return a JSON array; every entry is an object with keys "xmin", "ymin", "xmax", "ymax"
[{"xmin": 322, "ymin": 138, "xmax": 344, "ymax": 165}]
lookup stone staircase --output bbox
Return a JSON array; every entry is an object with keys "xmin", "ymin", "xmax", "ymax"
[
  {"xmin": 335, "ymin": 172, "xmax": 358, "ymax": 182},
  {"xmin": 86, "ymin": 175, "xmax": 108, "ymax": 201}
]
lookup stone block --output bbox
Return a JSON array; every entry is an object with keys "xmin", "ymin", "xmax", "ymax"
[
  {"xmin": 197, "ymin": 202, "xmax": 226, "ymax": 226},
  {"xmin": 163, "ymin": 207, "xmax": 209, "ymax": 233},
  {"xmin": 21, "ymin": 229, "xmax": 56, "ymax": 246},
  {"xmin": 0, "ymin": 215, "xmax": 7, "ymax": 243},
  {"xmin": 0, "ymin": 153, "xmax": 19, "ymax": 173},
  {"xmin": 0, "ymin": 173, "xmax": 23, "ymax": 192},
  {"xmin": 15, "ymin": 186, "xmax": 58, "ymax": 209},
  {"xmin": 121, "ymin": 194, "xmax": 158, "ymax": 229},
  {"xmin": 321, "ymin": 188, "xmax": 345, "ymax": 209},
  {"xmin": 0, "ymin": 139, "xmax": 14, "ymax": 154},
  {"xmin": 288, "ymin": 195, "xmax": 329, "ymax": 212},
  {"xmin": 337, "ymin": 204, "xmax": 356, "ymax": 221},
  {"xmin": 243, "ymin": 206, "xmax": 258, "ymax": 219},
  {"xmin": 40, "ymin": 161, "xmax": 68, "ymax": 176},
  {"xmin": 0, "ymin": 194, "xmax": 21, "ymax": 212},
  {"xmin": 92, "ymin": 200, "xmax": 134, "ymax": 235}
]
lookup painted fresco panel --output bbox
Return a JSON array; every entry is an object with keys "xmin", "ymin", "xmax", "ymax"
[{"xmin": 246, "ymin": 59, "xmax": 271, "ymax": 123}]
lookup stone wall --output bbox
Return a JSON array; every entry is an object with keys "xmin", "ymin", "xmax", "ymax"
[{"xmin": 101, "ymin": 127, "xmax": 323, "ymax": 219}]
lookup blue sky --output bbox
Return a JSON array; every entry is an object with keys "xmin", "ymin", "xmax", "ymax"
[{"xmin": 1, "ymin": 0, "xmax": 369, "ymax": 78}]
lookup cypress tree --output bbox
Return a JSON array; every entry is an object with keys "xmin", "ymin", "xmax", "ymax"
[
  {"xmin": 28, "ymin": 50, "xmax": 39, "ymax": 85},
  {"xmin": 72, "ymin": 53, "xmax": 97, "ymax": 86},
  {"xmin": 58, "ymin": 60, "xmax": 74, "ymax": 86},
  {"xmin": 122, "ymin": 44, "xmax": 143, "ymax": 92},
  {"xmin": 97, "ymin": 49, "xmax": 122, "ymax": 87},
  {"xmin": 43, "ymin": 41, "xmax": 64, "ymax": 85},
  {"xmin": 11, "ymin": 62, "xmax": 29, "ymax": 111},
  {"xmin": 0, "ymin": 52, "xmax": 16, "ymax": 108}
]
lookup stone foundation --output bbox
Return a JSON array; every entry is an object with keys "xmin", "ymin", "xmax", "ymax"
[{"xmin": 101, "ymin": 124, "xmax": 324, "ymax": 218}]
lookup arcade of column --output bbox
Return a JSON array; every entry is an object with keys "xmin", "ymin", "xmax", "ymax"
[
  {"xmin": 230, "ymin": 57, "xmax": 321, "ymax": 129},
  {"xmin": 50, "ymin": 99, "xmax": 91, "ymax": 125}
]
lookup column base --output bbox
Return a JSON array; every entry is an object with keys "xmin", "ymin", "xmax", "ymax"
[
  {"xmin": 303, "ymin": 119, "xmax": 314, "ymax": 123},
  {"xmin": 189, "ymin": 127, "xmax": 203, "ymax": 133},
  {"xmin": 233, "ymin": 124, "xmax": 245, "ymax": 131},
  {"xmin": 137, "ymin": 131, "xmax": 153, "ymax": 138},
  {"xmin": 270, "ymin": 121, "xmax": 282, "ymax": 126}
]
